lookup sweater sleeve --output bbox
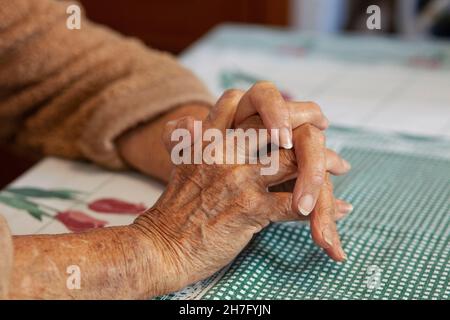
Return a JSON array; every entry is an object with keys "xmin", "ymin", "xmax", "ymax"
[{"xmin": 0, "ymin": 0, "xmax": 214, "ymax": 169}]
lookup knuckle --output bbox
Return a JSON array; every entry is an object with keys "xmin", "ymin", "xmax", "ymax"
[
  {"xmin": 305, "ymin": 101, "xmax": 322, "ymax": 112},
  {"xmin": 252, "ymin": 80, "xmax": 275, "ymax": 91},
  {"xmin": 221, "ymin": 88, "xmax": 244, "ymax": 100},
  {"xmin": 228, "ymin": 165, "xmax": 247, "ymax": 182},
  {"xmin": 236, "ymin": 190, "xmax": 261, "ymax": 210},
  {"xmin": 302, "ymin": 102, "xmax": 328, "ymax": 127},
  {"xmin": 310, "ymin": 169, "xmax": 325, "ymax": 186},
  {"xmin": 318, "ymin": 204, "xmax": 334, "ymax": 217},
  {"xmin": 250, "ymin": 81, "xmax": 278, "ymax": 102}
]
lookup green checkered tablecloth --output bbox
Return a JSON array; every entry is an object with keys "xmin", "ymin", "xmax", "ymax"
[{"xmin": 161, "ymin": 126, "xmax": 450, "ymax": 300}]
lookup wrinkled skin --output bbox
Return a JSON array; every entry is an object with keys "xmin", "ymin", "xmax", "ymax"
[
  {"xmin": 120, "ymin": 83, "xmax": 352, "ymax": 261},
  {"xmin": 2, "ymin": 89, "xmax": 351, "ymax": 299},
  {"xmin": 133, "ymin": 94, "xmax": 350, "ymax": 290}
]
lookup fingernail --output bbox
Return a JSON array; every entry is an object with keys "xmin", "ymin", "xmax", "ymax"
[
  {"xmin": 298, "ymin": 194, "xmax": 314, "ymax": 216},
  {"xmin": 342, "ymin": 203, "xmax": 353, "ymax": 214},
  {"xmin": 280, "ymin": 127, "xmax": 293, "ymax": 149},
  {"xmin": 322, "ymin": 228, "xmax": 334, "ymax": 247},
  {"xmin": 343, "ymin": 159, "xmax": 351, "ymax": 170},
  {"xmin": 323, "ymin": 116, "xmax": 330, "ymax": 128},
  {"xmin": 340, "ymin": 247, "xmax": 347, "ymax": 261},
  {"xmin": 270, "ymin": 129, "xmax": 280, "ymax": 146}
]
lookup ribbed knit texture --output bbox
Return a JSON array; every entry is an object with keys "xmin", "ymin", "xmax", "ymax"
[{"xmin": 0, "ymin": 0, "xmax": 214, "ymax": 169}]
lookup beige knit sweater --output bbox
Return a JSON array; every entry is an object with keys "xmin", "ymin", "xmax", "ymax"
[{"xmin": 0, "ymin": 0, "xmax": 214, "ymax": 169}]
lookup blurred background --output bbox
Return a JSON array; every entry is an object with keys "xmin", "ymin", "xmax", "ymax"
[
  {"xmin": 2, "ymin": 0, "xmax": 450, "ymax": 187},
  {"xmin": 79, "ymin": 0, "xmax": 450, "ymax": 54}
]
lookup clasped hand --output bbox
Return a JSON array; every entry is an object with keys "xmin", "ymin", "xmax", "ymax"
[{"xmin": 134, "ymin": 83, "xmax": 352, "ymax": 291}]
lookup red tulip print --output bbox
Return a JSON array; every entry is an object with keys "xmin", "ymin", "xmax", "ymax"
[
  {"xmin": 56, "ymin": 210, "xmax": 107, "ymax": 232},
  {"xmin": 1, "ymin": 187, "xmax": 147, "ymax": 232},
  {"xmin": 88, "ymin": 198, "xmax": 146, "ymax": 214}
]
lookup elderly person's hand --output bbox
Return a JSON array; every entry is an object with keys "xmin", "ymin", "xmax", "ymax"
[
  {"xmin": 118, "ymin": 83, "xmax": 352, "ymax": 259},
  {"xmin": 134, "ymin": 96, "xmax": 351, "ymax": 292},
  {"xmin": 165, "ymin": 87, "xmax": 352, "ymax": 261},
  {"xmin": 230, "ymin": 82, "xmax": 351, "ymax": 217},
  {"xmin": 238, "ymin": 116, "xmax": 350, "ymax": 261},
  {"xmin": 230, "ymin": 84, "xmax": 353, "ymax": 261},
  {"xmin": 4, "ymin": 89, "xmax": 351, "ymax": 299}
]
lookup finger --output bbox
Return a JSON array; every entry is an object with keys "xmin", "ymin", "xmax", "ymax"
[
  {"xmin": 288, "ymin": 101, "xmax": 329, "ymax": 130},
  {"xmin": 236, "ymin": 99, "xmax": 328, "ymax": 135},
  {"xmin": 236, "ymin": 114, "xmax": 265, "ymax": 131},
  {"xmin": 236, "ymin": 115, "xmax": 273, "ymax": 157},
  {"xmin": 207, "ymin": 89, "xmax": 244, "ymax": 133},
  {"xmin": 335, "ymin": 199, "xmax": 353, "ymax": 215},
  {"xmin": 268, "ymin": 181, "xmax": 353, "ymax": 213},
  {"xmin": 162, "ymin": 116, "xmax": 196, "ymax": 152},
  {"xmin": 334, "ymin": 199, "xmax": 353, "ymax": 221},
  {"xmin": 237, "ymin": 115, "xmax": 332, "ymax": 157},
  {"xmin": 310, "ymin": 175, "xmax": 347, "ymax": 261},
  {"xmin": 323, "ymin": 225, "xmax": 346, "ymax": 262},
  {"xmin": 263, "ymin": 192, "xmax": 308, "ymax": 222},
  {"xmin": 262, "ymin": 148, "xmax": 351, "ymax": 189},
  {"xmin": 263, "ymin": 192, "xmax": 350, "ymax": 223},
  {"xmin": 267, "ymin": 181, "xmax": 352, "ymax": 221},
  {"xmin": 292, "ymin": 124, "xmax": 326, "ymax": 216},
  {"xmin": 234, "ymin": 81, "xmax": 293, "ymax": 149},
  {"xmin": 260, "ymin": 147, "xmax": 297, "ymax": 187},
  {"xmin": 236, "ymin": 118, "xmax": 348, "ymax": 180},
  {"xmin": 326, "ymin": 149, "xmax": 351, "ymax": 176}
]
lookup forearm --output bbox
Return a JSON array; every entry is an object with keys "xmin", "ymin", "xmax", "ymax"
[
  {"xmin": 9, "ymin": 224, "xmax": 174, "ymax": 299},
  {"xmin": 117, "ymin": 102, "xmax": 210, "ymax": 183}
]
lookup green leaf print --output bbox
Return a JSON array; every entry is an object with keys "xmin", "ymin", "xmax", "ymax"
[
  {"xmin": 6, "ymin": 187, "xmax": 82, "ymax": 200},
  {"xmin": 0, "ymin": 194, "xmax": 51, "ymax": 221}
]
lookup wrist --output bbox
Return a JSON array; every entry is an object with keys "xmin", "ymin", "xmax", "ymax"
[{"xmin": 131, "ymin": 208, "xmax": 190, "ymax": 296}]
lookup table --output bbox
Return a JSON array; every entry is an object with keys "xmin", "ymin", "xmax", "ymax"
[{"xmin": 1, "ymin": 24, "xmax": 449, "ymax": 300}]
